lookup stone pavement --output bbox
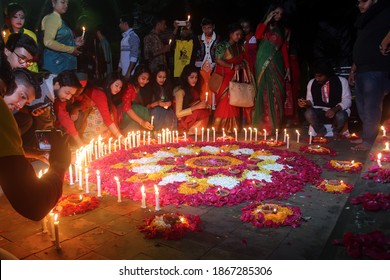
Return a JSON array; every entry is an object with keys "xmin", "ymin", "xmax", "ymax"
[{"xmin": 0, "ymin": 127, "xmax": 388, "ymax": 260}]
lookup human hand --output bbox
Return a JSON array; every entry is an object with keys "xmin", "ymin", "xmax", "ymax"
[
  {"xmin": 49, "ymin": 129, "xmax": 71, "ymax": 171},
  {"xmin": 141, "ymin": 120, "xmax": 154, "ymax": 130},
  {"xmin": 75, "ymin": 36, "xmax": 85, "ymax": 47},
  {"xmin": 265, "ymin": 11, "xmax": 276, "ymax": 24},
  {"xmin": 325, "ymin": 109, "xmax": 336, "ymax": 119},
  {"xmin": 72, "ymin": 47, "xmax": 82, "ymax": 56},
  {"xmin": 348, "ymin": 72, "xmax": 355, "ymax": 87},
  {"xmin": 379, "ymin": 43, "xmax": 390, "ymax": 56},
  {"xmin": 70, "ymin": 110, "xmax": 79, "ymax": 121},
  {"xmin": 193, "ymin": 100, "xmax": 209, "ymax": 110},
  {"xmin": 31, "ymin": 107, "xmax": 48, "ymax": 117},
  {"xmin": 298, "ymin": 98, "xmax": 310, "ymax": 108}
]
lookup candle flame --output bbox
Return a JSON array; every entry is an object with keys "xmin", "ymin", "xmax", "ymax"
[
  {"xmin": 82, "ymin": 26, "xmax": 85, "ymax": 31},
  {"xmin": 44, "ymin": 168, "xmax": 48, "ymax": 174},
  {"xmin": 54, "ymin": 213, "xmax": 58, "ymax": 222},
  {"xmin": 378, "ymin": 153, "xmax": 382, "ymax": 160},
  {"xmin": 351, "ymin": 160, "xmax": 355, "ymax": 165},
  {"xmin": 381, "ymin": 126, "xmax": 385, "ymax": 131},
  {"xmin": 114, "ymin": 176, "xmax": 119, "ymax": 182},
  {"xmin": 187, "ymin": 15, "xmax": 191, "ymax": 21},
  {"xmin": 38, "ymin": 170, "xmax": 43, "ymax": 178},
  {"xmin": 79, "ymin": 194, "xmax": 83, "ymax": 200},
  {"xmin": 180, "ymin": 217, "xmax": 185, "ymax": 223},
  {"xmin": 85, "ymin": 167, "xmax": 88, "ymax": 173},
  {"xmin": 141, "ymin": 185, "xmax": 145, "ymax": 193},
  {"xmin": 96, "ymin": 170, "xmax": 100, "ymax": 176},
  {"xmin": 154, "ymin": 184, "xmax": 159, "ymax": 193},
  {"xmin": 296, "ymin": 130, "xmax": 300, "ymax": 135},
  {"xmin": 168, "ymin": 39, "xmax": 172, "ymax": 44}
]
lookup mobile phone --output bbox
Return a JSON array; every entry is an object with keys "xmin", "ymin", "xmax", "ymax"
[
  {"xmin": 31, "ymin": 103, "xmax": 51, "ymax": 114},
  {"xmin": 35, "ymin": 130, "xmax": 62, "ymax": 151},
  {"xmin": 175, "ymin": 20, "xmax": 187, "ymax": 27}
]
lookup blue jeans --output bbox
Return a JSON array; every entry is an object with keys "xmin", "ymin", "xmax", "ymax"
[
  {"xmin": 355, "ymin": 71, "xmax": 390, "ymax": 145},
  {"xmin": 304, "ymin": 107, "xmax": 348, "ymax": 135}
]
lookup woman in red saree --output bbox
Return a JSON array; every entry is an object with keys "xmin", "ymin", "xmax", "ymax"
[
  {"xmin": 253, "ymin": 4, "xmax": 290, "ymax": 134},
  {"xmin": 174, "ymin": 65, "xmax": 210, "ymax": 135},
  {"xmin": 212, "ymin": 23, "xmax": 251, "ymax": 133}
]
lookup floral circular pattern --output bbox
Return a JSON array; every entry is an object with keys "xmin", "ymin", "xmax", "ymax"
[{"xmin": 88, "ymin": 142, "xmax": 322, "ymax": 207}]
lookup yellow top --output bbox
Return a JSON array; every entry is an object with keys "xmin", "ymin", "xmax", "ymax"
[{"xmin": 173, "ymin": 87, "xmax": 192, "ymax": 119}]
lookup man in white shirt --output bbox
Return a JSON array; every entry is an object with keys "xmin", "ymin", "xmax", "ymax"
[
  {"xmin": 118, "ymin": 14, "xmax": 140, "ymax": 82},
  {"xmin": 298, "ymin": 60, "xmax": 352, "ymax": 138}
]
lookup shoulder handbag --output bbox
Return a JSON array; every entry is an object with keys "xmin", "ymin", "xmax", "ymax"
[
  {"xmin": 229, "ymin": 68, "xmax": 255, "ymax": 108},
  {"xmin": 208, "ymin": 68, "xmax": 224, "ymax": 93}
]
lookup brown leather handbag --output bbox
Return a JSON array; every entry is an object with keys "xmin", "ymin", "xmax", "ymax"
[
  {"xmin": 208, "ymin": 69, "xmax": 224, "ymax": 93},
  {"xmin": 229, "ymin": 69, "xmax": 255, "ymax": 108}
]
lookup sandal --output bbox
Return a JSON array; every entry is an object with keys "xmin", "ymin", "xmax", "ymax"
[{"xmin": 351, "ymin": 143, "xmax": 371, "ymax": 151}]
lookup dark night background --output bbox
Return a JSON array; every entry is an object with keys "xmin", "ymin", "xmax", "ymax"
[{"xmin": 0, "ymin": 0, "xmax": 359, "ymax": 68}]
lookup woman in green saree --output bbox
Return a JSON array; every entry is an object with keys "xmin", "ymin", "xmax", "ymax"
[{"xmin": 253, "ymin": 4, "xmax": 290, "ymax": 134}]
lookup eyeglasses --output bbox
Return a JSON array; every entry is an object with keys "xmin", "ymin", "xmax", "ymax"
[{"xmin": 13, "ymin": 51, "xmax": 34, "ymax": 67}]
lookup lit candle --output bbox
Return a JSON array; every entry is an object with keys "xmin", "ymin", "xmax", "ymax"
[
  {"xmin": 283, "ymin": 129, "xmax": 287, "ymax": 142},
  {"xmin": 154, "ymin": 185, "xmax": 160, "ymax": 211},
  {"xmin": 114, "ymin": 140, "xmax": 117, "ymax": 152},
  {"xmin": 195, "ymin": 128, "xmax": 198, "ymax": 142},
  {"xmin": 296, "ymin": 130, "xmax": 300, "ymax": 143},
  {"xmin": 151, "ymin": 116, "xmax": 154, "ymax": 127},
  {"xmin": 381, "ymin": 126, "xmax": 386, "ymax": 137},
  {"xmin": 249, "ymin": 127, "xmax": 252, "ymax": 141},
  {"xmin": 115, "ymin": 177, "xmax": 122, "ymax": 202},
  {"xmin": 234, "ymin": 128, "xmax": 238, "ymax": 141},
  {"xmin": 96, "ymin": 170, "xmax": 101, "ymax": 197},
  {"xmin": 212, "ymin": 127, "xmax": 216, "ymax": 142},
  {"xmin": 68, "ymin": 164, "xmax": 74, "ymax": 185},
  {"xmin": 2, "ymin": 31, "xmax": 5, "ymax": 38},
  {"xmin": 108, "ymin": 137, "xmax": 112, "ymax": 154},
  {"xmin": 254, "ymin": 128, "xmax": 258, "ymax": 141},
  {"xmin": 201, "ymin": 127, "xmax": 204, "ymax": 142},
  {"xmin": 48, "ymin": 210, "xmax": 55, "ymax": 240},
  {"xmin": 81, "ymin": 26, "xmax": 86, "ymax": 40},
  {"xmin": 385, "ymin": 142, "xmax": 389, "ymax": 151},
  {"xmin": 286, "ymin": 134, "xmax": 290, "ymax": 149},
  {"xmin": 187, "ymin": 15, "xmax": 191, "ymax": 21},
  {"xmin": 244, "ymin": 128, "xmax": 247, "ymax": 141},
  {"xmin": 85, "ymin": 168, "xmax": 89, "ymax": 194},
  {"xmin": 263, "ymin": 129, "xmax": 267, "ymax": 141},
  {"xmin": 143, "ymin": 131, "xmax": 146, "ymax": 145},
  {"xmin": 275, "ymin": 129, "xmax": 279, "ymax": 142},
  {"xmin": 78, "ymin": 166, "xmax": 83, "ymax": 190},
  {"xmin": 183, "ymin": 132, "xmax": 187, "ymax": 142},
  {"xmin": 222, "ymin": 128, "xmax": 225, "ymax": 142},
  {"xmin": 158, "ymin": 133, "xmax": 161, "ymax": 144},
  {"xmin": 176, "ymin": 130, "xmax": 179, "ymax": 143},
  {"xmin": 148, "ymin": 131, "xmax": 151, "ymax": 145},
  {"xmin": 118, "ymin": 135, "xmax": 122, "ymax": 150},
  {"xmin": 168, "ymin": 39, "xmax": 172, "ymax": 45},
  {"xmin": 205, "ymin": 91, "xmax": 209, "ymax": 103},
  {"xmin": 75, "ymin": 162, "xmax": 79, "ymax": 182},
  {"xmin": 207, "ymin": 128, "xmax": 210, "ymax": 142},
  {"xmin": 132, "ymin": 132, "xmax": 136, "ymax": 147},
  {"xmin": 377, "ymin": 153, "xmax": 382, "ymax": 168},
  {"xmin": 309, "ymin": 131, "xmax": 313, "ymax": 145},
  {"xmin": 141, "ymin": 185, "xmax": 146, "ymax": 208},
  {"xmin": 53, "ymin": 214, "xmax": 61, "ymax": 250}
]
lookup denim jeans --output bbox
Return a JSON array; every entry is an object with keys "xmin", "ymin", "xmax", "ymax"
[
  {"xmin": 304, "ymin": 107, "xmax": 348, "ymax": 135},
  {"xmin": 355, "ymin": 71, "xmax": 390, "ymax": 145}
]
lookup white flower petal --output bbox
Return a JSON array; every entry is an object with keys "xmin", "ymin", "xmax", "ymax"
[
  {"xmin": 207, "ymin": 175, "xmax": 239, "ymax": 189},
  {"xmin": 153, "ymin": 151, "xmax": 175, "ymax": 158},
  {"xmin": 261, "ymin": 163, "xmax": 285, "ymax": 172},
  {"xmin": 230, "ymin": 148, "xmax": 255, "ymax": 156},
  {"xmin": 158, "ymin": 173, "xmax": 188, "ymax": 186},
  {"xmin": 132, "ymin": 165, "xmax": 163, "ymax": 174},
  {"xmin": 201, "ymin": 146, "xmax": 220, "ymax": 154},
  {"xmin": 245, "ymin": 171, "xmax": 272, "ymax": 182}
]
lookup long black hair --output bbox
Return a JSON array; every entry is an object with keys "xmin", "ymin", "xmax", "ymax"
[
  {"xmin": 177, "ymin": 64, "xmax": 202, "ymax": 109},
  {"xmin": 142, "ymin": 64, "xmax": 173, "ymax": 106},
  {"xmin": 103, "ymin": 72, "xmax": 124, "ymax": 113}
]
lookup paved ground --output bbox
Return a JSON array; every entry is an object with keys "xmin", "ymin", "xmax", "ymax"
[{"xmin": 0, "ymin": 126, "xmax": 388, "ymax": 260}]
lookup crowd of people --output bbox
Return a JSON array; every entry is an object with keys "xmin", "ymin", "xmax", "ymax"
[{"xmin": 0, "ymin": 0, "xmax": 389, "ymax": 227}]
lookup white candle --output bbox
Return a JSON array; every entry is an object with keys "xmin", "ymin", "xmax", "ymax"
[
  {"xmin": 381, "ymin": 126, "xmax": 386, "ymax": 137},
  {"xmin": 183, "ymin": 132, "xmax": 187, "ymax": 142},
  {"xmin": 283, "ymin": 129, "xmax": 287, "ymax": 142},
  {"xmin": 114, "ymin": 140, "xmax": 117, "ymax": 152},
  {"xmin": 296, "ymin": 130, "xmax": 300, "ymax": 143},
  {"xmin": 377, "ymin": 153, "xmax": 382, "ymax": 168},
  {"xmin": 234, "ymin": 128, "xmax": 238, "ymax": 141},
  {"xmin": 212, "ymin": 127, "xmax": 216, "ymax": 142},
  {"xmin": 385, "ymin": 142, "xmax": 389, "ymax": 151},
  {"xmin": 151, "ymin": 116, "xmax": 154, "ymax": 127},
  {"xmin": 118, "ymin": 135, "xmax": 122, "ymax": 150},
  {"xmin": 176, "ymin": 131, "xmax": 179, "ymax": 143},
  {"xmin": 187, "ymin": 15, "xmax": 191, "ymax": 21},
  {"xmin": 158, "ymin": 133, "xmax": 161, "ymax": 144},
  {"xmin": 48, "ymin": 210, "xmax": 55, "ymax": 240},
  {"xmin": 41, "ymin": 216, "xmax": 48, "ymax": 233},
  {"xmin": 78, "ymin": 166, "xmax": 83, "ymax": 190},
  {"xmin": 201, "ymin": 127, "xmax": 204, "ymax": 142},
  {"xmin": 132, "ymin": 132, "xmax": 136, "ymax": 147},
  {"xmin": 205, "ymin": 91, "xmax": 208, "ymax": 103},
  {"xmin": 287, "ymin": 134, "xmax": 290, "ymax": 149},
  {"xmin": 222, "ymin": 128, "xmax": 225, "ymax": 142},
  {"xmin": 141, "ymin": 185, "xmax": 146, "ymax": 208},
  {"xmin": 263, "ymin": 129, "xmax": 267, "ymax": 141},
  {"xmin": 143, "ymin": 131, "xmax": 146, "ymax": 145},
  {"xmin": 275, "ymin": 129, "xmax": 278, "ymax": 142},
  {"xmin": 249, "ymin": 127, "xmax": 252, "ymax": 141},
  {"xmin": 154, "ymin": 185, "xmax": 161, "ymax": 211},
  {"xmin": 254, "ymin": 128, "xmax": 258, "ymax": 141},
  {"xmin": 244, "ymin": 128, "xmax": 247, "ymax": 141},
  {"xmin": 68, "ymin": 164, "xmax": 74, "ymax": 185},
  {"xmin": 309, "ymin": 131, "xmax": 313, "ymax": 145},
  {"xmin": 148, "ymin": 131, "xmax": 151, "ymax": 145},
  {"xmin": 195, "ymin": 128, "xmax": 198, "ymax": 142},
  {"xmin": 108, "ymin": 137, "xmax": 112, "ymax": 154},
  {"xmin": 168, "ymin": 39, "xmax": 172, "ymax": 45},
  {"xmin": 81, "ymin": 26, "xmax": 86, "ymax": 40},
  {"xmin": 85, "ymin": 168, "xmax": 89, "ymax": 194},
  {"xmin": 96, "ymin": 170, "xmax": 101, "ymax": 197},
  {"xmin": 162, "ymin": 129, "xmax": 166, "ymax": 144},
  {"xmin": 207, "ymin": 128, "xmax": 210, "ymax": 142},
  {"xmin": 53, "ymin": 214, "xmax": 61, "ymax": 250},
  {"xmin": 75, "ymin": 163, "xmax": 79, "ymax": 182},
  {"xmin": 115, "ymin": 177, "xmax": 122, "ymax": 202}
]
